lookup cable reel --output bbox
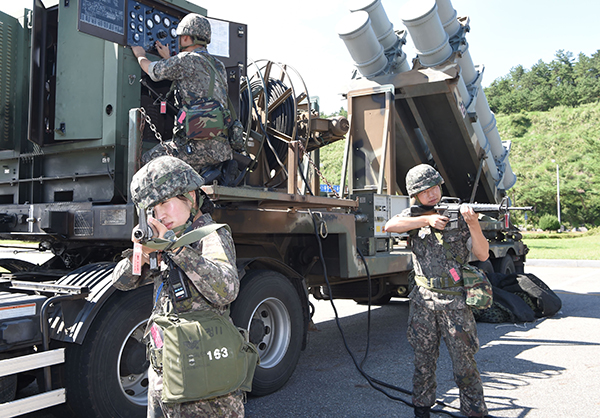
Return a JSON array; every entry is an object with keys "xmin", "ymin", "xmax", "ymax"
[{"xmin": 239, "ymin": 59, "xmax": 313, "ymax": 188}]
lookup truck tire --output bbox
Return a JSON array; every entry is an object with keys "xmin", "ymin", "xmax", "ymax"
[
  {"xmin": 63, "ymin": 284, "xmax": 153, "ymax": 418},
  {"xmin": 473, "ymin": 259, "xmax": 494, "ymax": 277},
  {"xmin": 0, "ymin": 375, "xmax": 17, "ymax": 403},
  {"xmin": 494, "ymin": 255, "xmax": 516, "ymax": 275},
  {"xmin": 230, "ymin": 270, "xmax": 304, "ymax": 396}
]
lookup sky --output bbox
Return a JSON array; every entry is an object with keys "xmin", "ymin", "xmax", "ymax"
[
  {"xmin": 4, "ymin": 0, "xmax": 599, "ymax": 115},
  {"xmin": 204, "ymin": 0, "xmax": 600, "ymax": 114}
]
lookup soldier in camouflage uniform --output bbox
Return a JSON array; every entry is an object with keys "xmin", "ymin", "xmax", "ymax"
[
  {"xmin": 384, "ymin": 164, "xmax": 489, "ymax": 418},
  {"xmin": 131, "ymin": 14, "xmax": 232, "ymax": 172},
  {"xmin": 112, "ymin": 156, "xmax": 243, "ymax": 418}
]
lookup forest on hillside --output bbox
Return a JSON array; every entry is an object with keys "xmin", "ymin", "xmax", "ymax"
[
  {"xmin": 497, "ymin": 103, "xmax": 600, "ymax": 228},
  {"xmin": 484, "ymin": 50, "xmax": 600, "ymax": 115},
  {"xmin": 484, "ymin": 50, "xmax": 600, "ymax": 228}
]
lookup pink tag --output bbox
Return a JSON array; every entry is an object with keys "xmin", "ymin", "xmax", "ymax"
[
  {"xmin": 150, "ymin": 324, "xmax": 163, "ymax": 348},
  {"xmin": 449, "ymin": 268, "xmax": 461, "ymax": 282},
  {"xmin": 160, "ymin": 101, "xmax": 167, "ymax": 114},
  {"xmin": 132, "ymin": 242, "xmax": 142, "ymax": 276},
  {"xmin": 178, "ymin": 111, "xmax": 186, "ymax": 124}
]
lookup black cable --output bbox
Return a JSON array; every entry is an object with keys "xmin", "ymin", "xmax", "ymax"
[
  {"xmin": 356, "ymin": 247, "xmax": 371, "ymax": 369},
  {"xmin": 297, "ymin": 156, "xmax": 314, "ymax": 196},
  {"xmin": 243, "ymin": 78, "xmax": 295, "ymax": 175},
  {"xmin": 309, "ymin": 211, "xmax": 476, "ymax": 418}
]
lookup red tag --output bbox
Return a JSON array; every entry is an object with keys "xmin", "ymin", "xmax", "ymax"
[
  {"xmin": 160, "ymin": 101, "xmax": 167, "ymax": 114},
  {"xmin": 132, "ymin": 242, "xmax": 142, "ymax": 275},
  {"xmin": 449, "ymin": 268, "xmax": 461, "ymax": 282},
  {"xmin": 150, "ymin": 324, "xmax": 163, "ymax": 348},
  {"xmin": 178, "ymin": 110, "xmax": 186, "ymax": 124}
]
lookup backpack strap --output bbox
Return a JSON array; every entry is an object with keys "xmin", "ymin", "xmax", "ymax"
[
  {"xmin": 199, "ymin": 54, "xmax": 239, "ymax": 120},
  {"xmin": 173, "ymin": 50, "xmax": 220, "ymax": 105},
  {"xmin": 432, "ymin": 229, "xmax": 466, "ymax": 264}
]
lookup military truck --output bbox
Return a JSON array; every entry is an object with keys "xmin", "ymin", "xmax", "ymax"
[{"xmin": 0, "ymin": 0, "xmax": 529, "ymax": 416}]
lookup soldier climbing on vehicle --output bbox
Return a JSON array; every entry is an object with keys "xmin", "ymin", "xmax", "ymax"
[{"xmin": 131, "ymin": 13, "xmax": 238, "ymax": 176}]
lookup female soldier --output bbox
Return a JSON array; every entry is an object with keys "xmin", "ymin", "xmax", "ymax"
[
  {"xmin": 384, "ymin": 164, "xmax": 489, "ymax": 418},
  {"xmin": 112, "ymin": 156, "xmax": 243, "ymax": 417}
]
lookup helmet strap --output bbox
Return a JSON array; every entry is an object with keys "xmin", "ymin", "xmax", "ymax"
[
  {"xmin": 171, "ymin": 191, "xmax": 204, "ymax": 237},
  {"xmin": 413, "ymin": 185, "xmax": 442, "ymax": 208},
  {"xmin": 178, "ymin": 36, "xmax": 207, "ymax": 51},
  {"xmin": 192, "ymin": 37, "xmax": 207, "ymax": 47}
]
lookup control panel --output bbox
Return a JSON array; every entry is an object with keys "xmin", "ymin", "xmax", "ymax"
[{"xmin": 126, "ymin": 0, "xmax": 180, "ymax": 55}]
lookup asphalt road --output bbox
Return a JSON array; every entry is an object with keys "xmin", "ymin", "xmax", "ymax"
[
  {"xmin": 244, "ymin": 262, "xmax": 600, "ymax": 418},
  {"xmin": 6, "ymin": 258, "xmax": 599, "ymax": 417}
]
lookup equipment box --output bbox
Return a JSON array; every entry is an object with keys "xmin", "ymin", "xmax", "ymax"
[{"xmin": 0, "ymin": 291, "xmax": 47, "ymax": 352}]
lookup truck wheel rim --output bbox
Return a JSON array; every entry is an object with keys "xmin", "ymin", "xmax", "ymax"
[
  {"xmin": 117, "ymin": 319, "xmax": 149, "ymax": 406},
  {"xmin": 249, "ymin": 297, "xmax": 291, "ymax": 368}
]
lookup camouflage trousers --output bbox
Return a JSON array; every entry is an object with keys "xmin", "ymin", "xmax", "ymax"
[
  {"xmin": 407, "ymin": 301, "xmax": 488, "ymax": 417},
  {"xmin": 147, "ymin": 366, "xmax": 245, "ymax": 418},
  {"xmin": 142, "ymin": 130, "xmax": 232, "ymax": 174}
]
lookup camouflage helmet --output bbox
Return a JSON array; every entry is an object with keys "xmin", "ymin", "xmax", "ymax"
[
  {"xmin": 405, "ymin": 164, "xmax": 444, "ymax": 197},
  {"xmin": 130, "ymin": 156, "xmax": 205, "ymax": 210},
  {"xmin": 176, "ymin": 13, "xmax": 211, "ymax": 45}
]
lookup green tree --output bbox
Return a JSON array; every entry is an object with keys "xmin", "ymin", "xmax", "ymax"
[
  {"xmin": 573, "ymin": 51, "xmax": 600, "ymax": 104},
  {"xmin": 485, "ymin": 50, "xmax": 600, "ymax": 115},
  {"xmin": 326, "ymin": 107, "xmax": 347, "ymax": 118},
  {"xmin": 499, "ymin": 102, "xmax": 600, "ymax": 227},
  {"xmin": 538, "ymin": 214, "xmax": 560, "ymax": 231}
]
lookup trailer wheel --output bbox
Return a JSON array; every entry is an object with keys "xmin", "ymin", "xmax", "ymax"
[
  {"xmin": 494, "ymin": 255, "xmax": 516, "ymax": 275},
  {"xmin": 63, "ymin": 285, "xmax": 152, "ymax": 418},
  {"xmin": 230, "ymin": 270, "xmax": 304, "ymax": 396},
  {"xmin": 473, "ymin": 259, "xmax": 494, "ymax": 277}
]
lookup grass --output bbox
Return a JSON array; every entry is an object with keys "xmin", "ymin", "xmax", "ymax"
[{"xmin": 522, "ymin": 228, "xmax": 600, "ymax": 260}]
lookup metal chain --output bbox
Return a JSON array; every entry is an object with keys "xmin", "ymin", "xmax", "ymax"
[
  {"xmin": 138, "ymin": 107, "xmax": 173, "ymax": 157},
  {"xmin": 139, "ymin": 107, "xmax": 163, "ymax": 143},
  {"xmin": 298, "ymin": 141, "xmax": 340, "ymax": 199}
]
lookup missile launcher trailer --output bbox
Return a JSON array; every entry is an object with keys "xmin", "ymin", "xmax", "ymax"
[{"xmin": 0, "ymin": 0, "xmax": 528, "ymax": 416}]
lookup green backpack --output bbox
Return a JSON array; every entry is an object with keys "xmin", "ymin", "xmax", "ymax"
[
  {"xmin": 152, "ymin": 309, "xmax": 259, "ymax": 403},
  {"xmin": 146, "ymin": 223, "xmax": 259, "ymax": 403},
  {"xmin": 462, "ymin": 264, "xmax": 493, "ymax": 310},
  {"xmin": 176, "ymin": 53, "xmax": 246, "ymax": 153}
]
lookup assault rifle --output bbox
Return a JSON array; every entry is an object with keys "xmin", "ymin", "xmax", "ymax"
[
  {"xmin": 132, "ymin": 208, "xmax": 155, "ymax": 243},
  {"xmin": 410, "ymin": 196, "xmax": 533, "ymax": 230}
]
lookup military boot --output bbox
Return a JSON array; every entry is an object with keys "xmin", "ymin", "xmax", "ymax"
[{"xmin": 414, "ymin": 406, "xmax": 431, "ymax": 418}]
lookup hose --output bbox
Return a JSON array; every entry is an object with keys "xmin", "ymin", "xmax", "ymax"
[{"xmin": 309, "ymin": 210, "xmax": 489, "ymax": 418}]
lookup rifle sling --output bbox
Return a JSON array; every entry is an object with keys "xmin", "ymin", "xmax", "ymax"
[{"xmin": 143, "ymin": 223, "xmax": 230, "ymax": 251}]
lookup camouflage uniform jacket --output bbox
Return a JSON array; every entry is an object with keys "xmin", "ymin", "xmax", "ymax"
[
  {"xmin": 145, "ymin": 48, "xmax": 232, "ymax": 168},
  {"xmin": 113, "ymin": 212, "xmax": 238, "ymax": 317},
  {"xmin": 147, "ymin": 48, "xmax": 228, "ymax": 108},
  {"xmin": 400, "ymin": 207, "xmax": 472, "ymax": 311}
]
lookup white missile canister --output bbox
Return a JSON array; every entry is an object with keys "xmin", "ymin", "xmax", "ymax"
[
  {"xmin": 435, "ymin": 0, "xmax": 461, "ymax": 38},
  {"xmin": 400, "ymin": 0, "xmax": 452, "ymax": 67},
  {"xmin": 457, "ymin": 41, "xmax": 478, "ymax": 86},
  {"xmin": 349, "ymin": 0, "xmax": 398, "ymax": 52},
  {"xmin": 337, "ymin": 11, "xmax": 388, "ymax": 77}
]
